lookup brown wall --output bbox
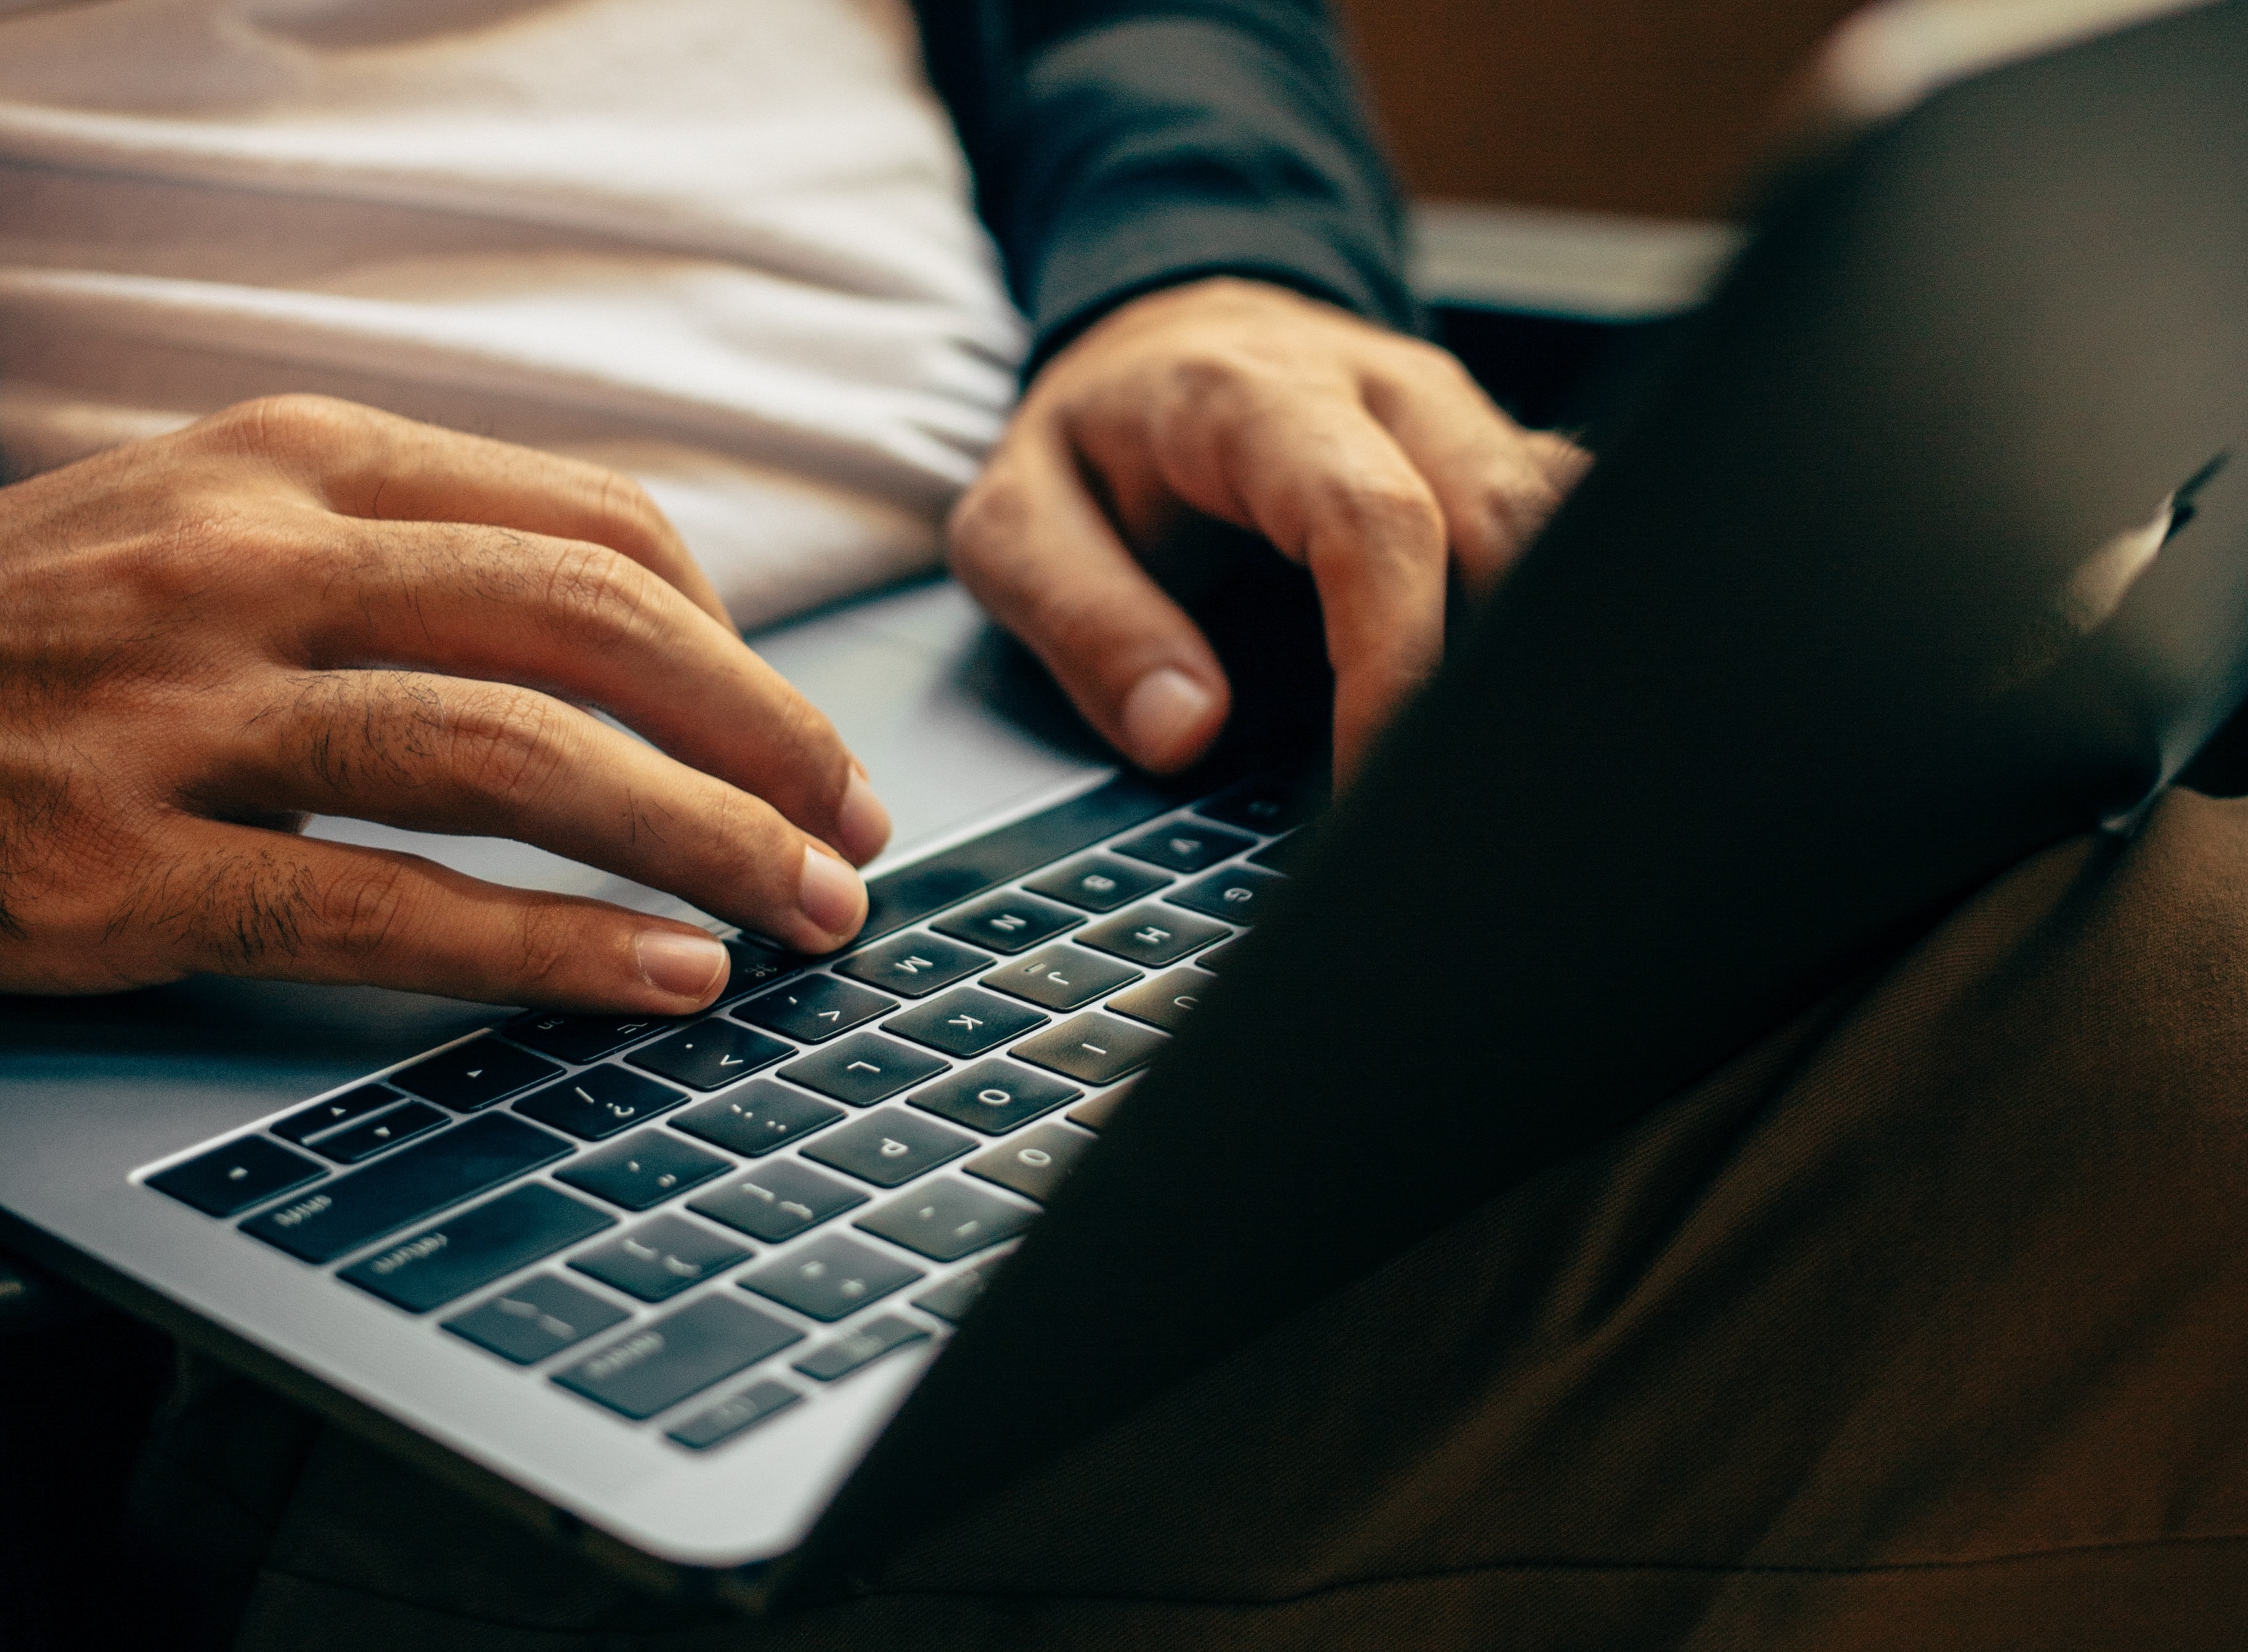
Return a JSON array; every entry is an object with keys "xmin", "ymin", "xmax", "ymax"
[{"xmin": 1334, "ymin": 0, "xmax": 1869, "ymax": 218}]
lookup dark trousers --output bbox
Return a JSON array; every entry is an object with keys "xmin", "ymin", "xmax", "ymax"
[{"xmin": 19, "ymin": 785, "xmax": 2234, "ymax": 1650}]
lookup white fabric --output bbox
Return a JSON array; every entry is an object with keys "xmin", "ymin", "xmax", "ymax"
[{"xmin": 0, "ymin": 0, "xmax": 1026, "ymax": 627}]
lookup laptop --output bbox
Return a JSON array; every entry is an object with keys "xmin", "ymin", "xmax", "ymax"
[{"xmin": 4, "ymin": 1, "xmax": 2245, "ymax": 1612}]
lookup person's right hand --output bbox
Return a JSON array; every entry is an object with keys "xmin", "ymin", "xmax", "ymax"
[{"xmin": 0, "ymin": 395, "xmax": 889, "ymax": 1012}]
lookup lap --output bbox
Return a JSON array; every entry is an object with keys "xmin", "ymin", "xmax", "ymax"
[{"xmin": 161, "ymin": 789, "xmax": 2248, "ymax": 1648}]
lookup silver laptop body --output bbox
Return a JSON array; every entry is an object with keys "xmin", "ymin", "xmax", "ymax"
[{"xmin": 4, "ymin": 1, "xmax": 2246, "ymax": 1611}]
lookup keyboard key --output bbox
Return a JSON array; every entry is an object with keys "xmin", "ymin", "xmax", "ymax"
[
  {"xmin": 802, "ymin": 1109, "xmax": 975, "ymax": 1188},
  {"xmin": 909, "ymin": 1060, "xmax": 1079, "ymax": 1134},
  {"xmin": 149, "ymin": 1136, "xmax": 324, "ymax": 1219},
  {"xmin": 690, "ymin": 1159, "xmax": 865, "ymax": 1242},
  {"xmin": 625, "ymin": 1020, "xmax": 792, "ymax": 1091},
  {"xmin": 881, "ymin": 987, "xmax": 1048, "ymax": 1059},
  {"xmin": 1111, "ymin": 820, "xmax": 1253, "ymax": 874},
  {"xmin": 1195, "ymin": 773, "xmax": 1321, "ymax": 834},
  {"xmin": 1076, "ymin": 905, "xmax": 1231, "ymax": 968},
  {"xmin": 393, "ymin": 1039, "xmax": 561, "ymax": 1113},
  {"xmin": 444, "ymin": 1274, "xmax": 630, "ymax": 1365},
  {"xmin": 913, "ymin": 1261, "xmax": 999, "ymax": 1324},
  {"xmin": 931, "ymin": 891, "xmax": 1081, "ymax": 955},
  {"xmin": 855, "ymin": 1179, "xmax": 1035, "ymax": 1262},
  {"xmin": 740, "ymin": 1234, "xmax": 924, "ymax": 1322},
  {"xmin": 505, "ymin": 1011, "xmax": 674, "ymax": 1065},
  {"xmin": 313, "ymin": 1100, "xmax": 448, "ymax": 1165},
  {"xmin": 240, "ymin": 1113, "xmax": 570, "ymax": 1264},
  {"xmin": 792, "ymin": 1314, "xmax": 929, "ymax": 1383},
  {"xmin": 515, "ymin": 1065, "xmax": 688, "ymax": 1142},
  {"xmin": 735, "ymin": 976, "xmax": 895, "ymax": 1043},
  {"xmin": 835, "ymin": 932, "xmax": 992, "ymax": 999},
  {"xmin": 1106, "ymin": 967, "xmax": 1217, "ymax": 1033},
  {"xmin": 556, "ymin": 1295, "xmax": 803, "ymax": 1420},
  {"xmin": 1012, "ymin": 1013, "xmax": 1170, "ymax": 1086},
  {"xmin": 341, "ymin": 1183, "xmax": 614, "ymax": 1312},
  {"xmin": 778, "ymin": 1033, "xmax": 949, "ymax": 1107},
  {"xmin": 1022, "ymin": 855, "xmax": 1173, "ymax": 914},
  {"xmin": 965, "ymin": 1121, "xmax": 1096, "ymax": 1203},
  {"xmin": 1066, "ymin": 1078, "xmax": 1138, "ymax": 1132},
  {"xmin": 1193, "ymin": 937, "xmax": 1245, "ymax": 973},
  {"xmin": 556, "ymin": 1129, "xmax": 733, "ymax": 1211},
  {"xmin": 667, "ymin": 1378, "xmax": 802, "ymax": 1450},
  {"xmin": 272, "ymin": 1083, "xmax": 403, "ymax": 1145},
  {"xmin": 717, "ymin": 938, "xmax": 802, "ymax": 1004},
  {"xmin": 1247, "ymin": 832, "xmax": 1307, "ymax": 874},
  {"xmin": 1165, "ymin": 865, "xmax": 1287, "ymax": 926},
  {"xmin": 980, "ymin": 945, "xmax": 1140, "ymax": 1012},
  {"xmin": 670, "ymin": 1081, "xmax": 842, "ymax": 1157},
  {"xmin": 570, "ymin": 1213, "xmax": 750, "ymax": 1303}
]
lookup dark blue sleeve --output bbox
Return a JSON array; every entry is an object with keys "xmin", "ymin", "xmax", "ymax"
[{"xmin": 910, "ymin": 0, "xmax": 1420, "ymax": 376}]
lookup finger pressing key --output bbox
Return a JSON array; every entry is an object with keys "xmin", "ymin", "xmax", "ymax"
[
  {"xmin": 274, "ymin": 514, "xmax": 889, "ymax": 868},
  {"xmin": 210, "ymin": 670, "xmax": 868, "ymax": 954}
]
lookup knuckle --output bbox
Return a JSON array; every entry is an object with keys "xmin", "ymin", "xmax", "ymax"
[
  {"xmin": 316, "ymin": 854, "xmax": 413, "ymax": 959},
  {"xmin": 207, "ymin": 393, "xmax": 364, "ymax": 458},
  {"xmin": 1165, "ymin": 346, "xmax": 1274, "ymax": 408},
  {"xmin": 1398, "ymin": 335, "xmax": 1477, "ymax": 386},
  {"xmin": 1325, "ymin": 473, "xmax": 1445, "ymax": 548},
  {"xmin": 765, "ymin": 689, "xmax": 847, "ymax": 795},
  {"xmin": 945, "ymin": 473, "xmax": 1030, "ymax": 570},
  {"xmin": 539, "ymin": 542, "xmax": 653, "ymax": 644},
  {"xmin": 442, "ymin": 685, "xmax": 566, "ymax": 802},
  {"xmin": 590, "ymin": 465, "xmax": 665, "ymax": 543}
]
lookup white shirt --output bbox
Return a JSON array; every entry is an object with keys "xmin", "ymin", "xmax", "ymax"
[{"xmin": 0, "ymin": 0, "xmax": 1025, "ymax": 626}]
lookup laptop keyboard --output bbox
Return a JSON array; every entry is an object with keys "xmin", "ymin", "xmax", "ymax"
[{"xmin": 139, "ymin": 773, "xmax": 1308, "ymax": 1455}]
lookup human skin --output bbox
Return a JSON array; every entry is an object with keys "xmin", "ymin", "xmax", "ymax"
[
  {"xmin": 0, "ymin": 282, "xmax": 1582, "ymax": 1009},
  {"xmin": 948, "ymin": 277, "xmax": 1589, "ymax": 781},
  {"xmin": 0, "ymin": 396, "xmax": 886, "ymax": 1012}
]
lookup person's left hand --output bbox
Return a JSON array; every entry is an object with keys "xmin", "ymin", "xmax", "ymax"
[{"xmin": 947, "ymin": 277, "xmax": 1589, "ymax": 780}]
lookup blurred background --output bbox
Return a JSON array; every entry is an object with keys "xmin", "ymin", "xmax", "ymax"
[
  {"xmin": 1335, "ymin": 0, "xmax": 1865, "ymax": 218},
  {"xmin": 1332, "ymin": 0, "xmax": 1871, "ymax": 428}
]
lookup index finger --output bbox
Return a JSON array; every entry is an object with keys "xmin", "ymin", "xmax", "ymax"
[{"xmin": 197, "ymin": 394, "xmax": 732, "ymax": 626}]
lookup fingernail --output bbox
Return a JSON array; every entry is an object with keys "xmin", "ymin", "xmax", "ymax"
[
  {"xmin": 1122, "ymin": 668, "xmax": 1218, "ymax": 770},
  {"xmin": 797, "ymin": 842, "xmax": 866, "ymax": 944},
  {"xmin": 635, "ymin": 930, "xmax": 728, "ymax": 1003},
  {"xmin": 835, "ymin": 767, "xmax": 892, "ymax": 865}
]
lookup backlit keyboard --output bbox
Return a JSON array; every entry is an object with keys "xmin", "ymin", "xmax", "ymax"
[{"xmin": 139, "ymin": 773, "xmax": 1308, "ymax": 1453}]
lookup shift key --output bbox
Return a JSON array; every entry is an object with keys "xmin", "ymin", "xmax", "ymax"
[{"xmin": 242, "ymin": 1114, "xmax": 571, "ymax": 1264}]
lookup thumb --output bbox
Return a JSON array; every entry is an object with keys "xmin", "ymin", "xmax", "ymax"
[{"xmin": 948, "ymin": 425, "xmax": 1231, "ymax": 772}]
